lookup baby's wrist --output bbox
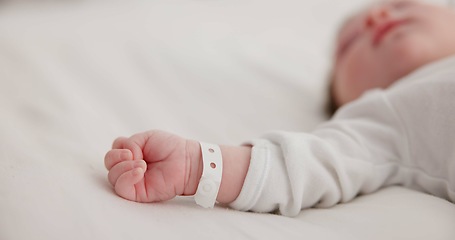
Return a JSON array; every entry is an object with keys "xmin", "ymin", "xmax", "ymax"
[
  {"xmin": 182, "ymin": 139, "xmax": 203, "ymax": 196},
  {"xmin": 181, "ymin": 140, "xmax": 252, "ymax": 205}
]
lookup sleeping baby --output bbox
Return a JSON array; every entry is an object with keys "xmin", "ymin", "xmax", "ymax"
[{"xmin": 104, "ymin": 0, "xmax": 455, "ymax": 216}]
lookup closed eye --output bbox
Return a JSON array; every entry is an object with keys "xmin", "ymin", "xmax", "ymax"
[{"xmin": 391, "ymin": 0, "xmax": 415, "ymax": 10}]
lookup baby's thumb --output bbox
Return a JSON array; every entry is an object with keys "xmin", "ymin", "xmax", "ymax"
[{"xmin": 114, "ymin": 168, "xmax": 144, "ymax": 201}]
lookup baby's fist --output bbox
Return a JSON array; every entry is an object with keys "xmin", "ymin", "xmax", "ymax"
[{"xmin": 104, "ymin": 130, "xmax": 201, "ymax": 203}]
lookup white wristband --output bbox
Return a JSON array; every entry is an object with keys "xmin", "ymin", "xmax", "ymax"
[{"xmin": 194, "ymin": 142, "xmax": 223, "ymax": 208}]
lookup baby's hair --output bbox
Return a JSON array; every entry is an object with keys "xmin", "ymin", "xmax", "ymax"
[{"xmin": 326, "ymin": 72, "xmax": 339, "ymax": 117}]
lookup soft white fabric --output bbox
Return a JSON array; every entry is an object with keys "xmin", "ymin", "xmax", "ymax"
[
  {"xmin": 231, "ymin": 56, "xmax": 455, "ymax": 216},
  {"xmin": 1, "ymin": 1, "xmax": 454, "ymax": 240}
]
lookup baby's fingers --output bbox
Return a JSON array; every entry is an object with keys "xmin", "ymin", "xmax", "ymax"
[
  {"xmin": 108, "ymin": 160, "xmax": 147, "ymax": 186},
  {"xmin": 115, "ymin": 168, "xmax": 145, "ymax": 202},
  {"xmin": 112, "ymin": 136, "xmax": 129, "ymax": 149},
  {"xmin": 104, "ymin": 149, "xmax": 133, "ymax": 170},
  {"xmin": 111, "ymin": 136, "xmax": 144, "ymax": 161}
]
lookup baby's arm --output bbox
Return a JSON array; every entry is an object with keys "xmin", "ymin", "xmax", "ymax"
[
  {"xmin": 104, "ymin": 130, "xmax": 251, "ymax": 204},
  {"xmin": 105, "ymin": 72, "xmax": 455, "ymax": 215}
]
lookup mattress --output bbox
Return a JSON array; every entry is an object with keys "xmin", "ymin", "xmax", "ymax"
[{"xmin": 1, "ymin": 0, "xmax": 454, "ymax": 239}]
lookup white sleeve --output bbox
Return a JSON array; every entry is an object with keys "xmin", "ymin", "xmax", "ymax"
[{"xmin": 230, "ymin": 74, "xmax": 455, "ymax": 217}]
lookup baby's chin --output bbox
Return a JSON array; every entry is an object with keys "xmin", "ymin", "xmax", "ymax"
[{"xmin": 381, "ymin": 32, "xmax": 438, "ymax": 80}]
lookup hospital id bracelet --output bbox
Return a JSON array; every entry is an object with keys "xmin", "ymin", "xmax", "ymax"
[{"xmin": 194, "ymin": 142, "xmax": 223, "ymax": 208}]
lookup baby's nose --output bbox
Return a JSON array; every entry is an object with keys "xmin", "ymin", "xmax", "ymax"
[{"xmin": 364, "ymin": 6, "xmax": 390, "ymax": 28}]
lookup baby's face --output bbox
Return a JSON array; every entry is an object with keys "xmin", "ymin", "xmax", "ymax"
[{"xmin": 332, "ymin": 0, "xmax": 455, "ymax": 106}]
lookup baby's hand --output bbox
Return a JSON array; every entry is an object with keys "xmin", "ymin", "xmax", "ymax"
[{"xmin": 104, "ymin": 130, "xmax": 200, "ymax": 203}]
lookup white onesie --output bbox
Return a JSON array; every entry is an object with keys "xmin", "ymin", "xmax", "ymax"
[{"xmin": 230, "ymin": 55, "xmax": 455, "ymax": 217}]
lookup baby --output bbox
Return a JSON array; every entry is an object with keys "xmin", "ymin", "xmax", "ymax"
[{"xmin": 104, "ymin": 0, "xmax": 455, "ymax": 216}]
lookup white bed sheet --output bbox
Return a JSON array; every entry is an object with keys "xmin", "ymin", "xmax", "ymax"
[{"xmin": 1, "ymin": 1, "xmax": 454, "ymax": 239}]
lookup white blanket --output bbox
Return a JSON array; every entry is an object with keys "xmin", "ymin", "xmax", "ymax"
[{"xmin": 1, "ymin": 0, "xmax": 454, "ymax": 239}]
